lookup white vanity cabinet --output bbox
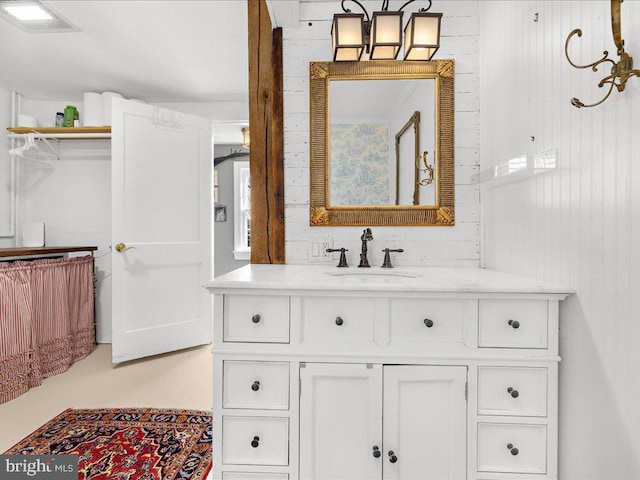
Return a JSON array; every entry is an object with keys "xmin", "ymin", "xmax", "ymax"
[
  {"xmin": 206, "ymin": 265, "xmax": 572, "ymax": 480},
  {"xmin": 298, "ymin": 363, "xmax": 467, "ymax": 480}
]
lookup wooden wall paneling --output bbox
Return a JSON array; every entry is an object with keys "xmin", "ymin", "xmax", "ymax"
[{"xmin": 248, "ymin": 0, "xmax": 285, "ymax": 264}]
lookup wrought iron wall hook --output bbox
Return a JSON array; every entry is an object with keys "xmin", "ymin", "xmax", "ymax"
[{"xmin": 565, "ymin": 0, "xmax": 640, "ymax": 108}]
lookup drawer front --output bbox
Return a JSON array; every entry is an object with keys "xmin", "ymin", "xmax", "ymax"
[
  {"xmin": 300, "ymin": 297, "xmax": 377, "ymax": 345},
  {"xmin": 478, "ymin": 367, "xmax": 548, "ymax": 417},
  {"xmin": 477, "ymin": 423, "xmax": 547, "ymax": 474},
  {"xmin": 224, "ymin": 296, "xmax": 290, "ymax": 343},
  {"xmin": 479, "ymin": 299, "xmax": 548, "ymax": 348},
  {"xmin": 223, "ymin": 361, "xmax": 290, "ymax": 410},
  {"xmin": 390, "ymin": 298, "xmax": 467, "ymax": 346},
  {"xmin": 222, "ymin": 416, "xmax": 289, "ymax": 466},
  {"xmin": 222, "ymin": 473, "xmax": 288, "ymax": 480}
]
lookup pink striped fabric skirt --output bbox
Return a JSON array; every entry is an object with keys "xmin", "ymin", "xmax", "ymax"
[{"xmin": 0, "ymin": 255, "xmax": 95, "ymax": 404}]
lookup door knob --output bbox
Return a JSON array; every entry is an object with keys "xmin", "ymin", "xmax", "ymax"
[
  {"xmin": 372, "ymin": 446, "xmax": 381, "ymax": 458},
  {"xmin": 251, "ymin": 436, "xmax": 260, "ymax": 448},
  {"xmin": 252, "ymin": 381, "xmax": 261, "ymax": 391},
  {"xmin": 115, "ymin": 243, "xmax": 135, "ymax": 253},
  {"xmin": 388, "ymin": 450, "xmax": 398, "ymax": 463}
]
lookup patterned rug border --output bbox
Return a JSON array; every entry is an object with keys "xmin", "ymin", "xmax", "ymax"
[{"xmin": 4, "ymin": 407, "xmax": 213, "ymax": 480}]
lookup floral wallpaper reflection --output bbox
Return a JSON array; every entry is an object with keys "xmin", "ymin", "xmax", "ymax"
[{"xmin": 330, "ymin": 124, "xmax": 390, "ymax": 206}]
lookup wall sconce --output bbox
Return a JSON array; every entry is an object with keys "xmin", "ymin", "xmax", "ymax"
[
  {"xmin": 565, "ymin": 0, "xmax": 640, "ymax": 108},
  {"xmin": 331, "ymin": 0, "xmax": 442, "ymax": 61},
  {"xmin": 241, "ymin": 127, "xmax": 250, "ymax": 149}
]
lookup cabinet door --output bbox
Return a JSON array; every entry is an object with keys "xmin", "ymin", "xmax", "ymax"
[
  {"xmin": 300, "ymin": 363, "xmax": 382, "ymax": 480},
  {"xmin": 383, "ymin": 366, "xmax": 467, "ymax": 480}
]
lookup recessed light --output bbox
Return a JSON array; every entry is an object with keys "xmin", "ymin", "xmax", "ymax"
[
  {"xmin": 0, "ymin": 1, "xmax": 80, "ymax": 33},
  {"xmin": 4, "ymin": 4, "xmax": 52, "ymax": 21}
]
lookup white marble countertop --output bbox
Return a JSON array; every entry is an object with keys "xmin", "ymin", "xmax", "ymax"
[{"xmin": 205, "ymin": 264, "xmax": 573, "ymax": 297}]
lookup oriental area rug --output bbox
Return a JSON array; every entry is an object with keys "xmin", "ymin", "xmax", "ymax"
[{"xmin": 4, "ymin": 408, "xmax": 212, "ymax": 480}]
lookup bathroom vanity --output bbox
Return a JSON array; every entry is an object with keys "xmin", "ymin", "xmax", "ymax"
[{"xmin": 205, "ymin": 265, "xmax": 572, "ymax": 480}]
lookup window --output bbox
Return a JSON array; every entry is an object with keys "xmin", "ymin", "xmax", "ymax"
[{"xmin": 233, "ymin": 161, "xmax": 250, "ymax": 260}]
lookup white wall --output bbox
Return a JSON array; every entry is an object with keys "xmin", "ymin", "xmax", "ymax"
[
  {"xmin": 480, "ymin": 1, "xmax": 640, "ymax": 478},
  {"xmin": 0, "ymin": 88, "xmax": 13, "ymax": 246},
  {"xmin": 282, "ymin": 0, "xmax": 481, "ymax": 268}
]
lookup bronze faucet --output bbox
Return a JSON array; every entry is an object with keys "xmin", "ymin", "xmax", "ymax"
[
  {"xmin": 327, "ymin": 248, "xmax": 349, "ymax": 267},
  {"xmin": 381, "ymin": 248, "xmax": 404, "ymax": 268},
  {"xmin": 358, "ymin": 228, "xmax": 374, "ymax": 268}
]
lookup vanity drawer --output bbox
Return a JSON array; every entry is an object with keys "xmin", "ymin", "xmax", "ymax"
[
  {"xmin": 222, "ymin": 473, "xmax": 288, "ymax": 480},
  {"xmin": 389, "ymin": 298, "xmax": 468, "ymax": 346},
  {"xmin": 223, "ymin": 361, "xmax": 290, "ymax": 410},
  {"xmin": 478, "ymin": 367, "xmax": 547, "ymax": 417},
  {"xmin": 300, "ymin": 297, "xmax": 378, "ymax": 345},
  {"xmin": 478, "ymin": 299, "xmax": 548, "ymax": 349},
  {"xmin": 222, "ymin": 416, "xmax": 289, "ymax": 466},
  {"xmin": 224, "ymin": 295, "xmax": 290, "ymax": 343},
  {"xmin": 477, "ymin": 423, "xmax": 547, "ymax": 474}
]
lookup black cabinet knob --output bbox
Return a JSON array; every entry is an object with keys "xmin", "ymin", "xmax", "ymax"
[
  {"xmin": 507, "ymin": 443, "xmax": 519, "ymax": 455},
  {"xmin": 251, "ymin": 436, "xmax": 260, "ymax": 448},
  {"xmin": 508, "ymin": 319, "xmax": 520, "ymax": 329},
  {"xmin": 372, "ymin": 446, "xmax": 381, "ymax": 458},
  {"xmin": 507, "ymin": 387, "xmax": 519, "ymax": 398},
  {"xmin": 252, "ymin": 314, "xmax": 261, "ymax": 324},
  {"xmin": 252, "ymin": 381, "xmax": 261, "ymax": 392},
  {"xmin": 424, "ymin": 318, "xmax": 434, "ymax": 328},
  {"xmin": 335, "ymin": 316, "xmax": 344, "ymax": 326},
  {"xmin": 388, "ymin": 451, "xmax": 398, "ymax": 463}
]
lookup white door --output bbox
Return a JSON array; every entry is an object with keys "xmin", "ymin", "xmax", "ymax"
[
  {"xmin": 300, "ymin": 363, "xmax": 383, "ymax": 480},
  {"xmin": 111, "ymin": 98, "xmax": 212, "ymax": 363},
  {"xmin": 383, "ymin": 366, "xmax": 467, "ymax": 480}
]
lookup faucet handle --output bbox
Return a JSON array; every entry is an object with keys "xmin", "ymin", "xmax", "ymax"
[
  {"xmin": 327, "ymin": 248, "xmax": 349, "ymax": 268},
  {"xmin": 381, "ymin": 248, "xmax": 404, "ymax": 268}
]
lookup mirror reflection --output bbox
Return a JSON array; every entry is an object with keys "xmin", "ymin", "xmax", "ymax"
[{"xmin": 329, "ymin": 79, "xmax": 435, "ymax": 206}]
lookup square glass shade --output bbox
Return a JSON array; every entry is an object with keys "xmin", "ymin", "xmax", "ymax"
[
  {"xmin": 404, "ymin": 12, "xmax": 442, "ymax": 61},
  {"xmin": 370, "ymin": 11, "xmax": 403, "ymax": 60},
  {"xmin": 332, "ymin": 13, "xmax": 365, "ymax": 61}
]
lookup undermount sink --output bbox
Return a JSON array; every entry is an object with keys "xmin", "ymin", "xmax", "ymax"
[{"xmin": 324, "ymin": 269, "xmax": 420, "ymax": 279}]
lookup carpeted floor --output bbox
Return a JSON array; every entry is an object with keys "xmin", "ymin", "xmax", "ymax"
[{"xmin": 4, "ymin": 408, "xmax": 212, "ymax": 480}]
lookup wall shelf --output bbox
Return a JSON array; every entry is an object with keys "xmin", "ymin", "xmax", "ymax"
[{"xmin": 6, "ymin": 127, "xmax": 112, "ymax": 140}]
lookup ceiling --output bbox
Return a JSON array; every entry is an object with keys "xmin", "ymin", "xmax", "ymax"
[{"xmin": 0, "ymin": 1, "xmax": 250, "ymax": 141}]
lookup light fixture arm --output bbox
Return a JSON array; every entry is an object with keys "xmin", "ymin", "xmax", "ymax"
[
  {"xmin": 565, "ymin": 0, "xmax": 640, "ymax": 108},
  {"xmin": 340, "ymin": 0, "xmax": 370, "ymax": 22},
  {"xmin": 398, "ymin": 0, "xmax": 432, "ymax": 13}
]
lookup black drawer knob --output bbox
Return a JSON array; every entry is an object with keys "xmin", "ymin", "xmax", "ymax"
[
  {"xmin": 388, "ymin": 450, "xmax": 398, "ymax": 463},
  {"xmin": 335, "ymin": 316, "xmax": 344, "ymax": 326},
  {"xmin": 252, "ymin": 314, "xmax": 261, "ymax": 324},
  {"xmin": 508, "ymin": 319, "xmax": 520, "ymax": 329},
  {"xmin": 424, "ymin": 318, "xmax": 434, "ymax": 328},
  {"xmin": 252, "ymin": 381, "xmax": 261, "ymax": 392},
  {"xmin": 507, "ymin": 443, "xmax": 519, "ymax": 456},
  {"xmin": 507, "ymin": 387, "xmax": 519, "ymax": 398},
  {"xmin": 251, "ymin": 436, "xmax": 260, "ymax": 448},
  {"xmin": 372, "ymin": 446, "xmax": 381, "ymax": 458}
]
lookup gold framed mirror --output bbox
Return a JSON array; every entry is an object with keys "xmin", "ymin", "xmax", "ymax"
[{"xmin": 309, "ymin": 60, "xmax": 454, "ymax": 226}]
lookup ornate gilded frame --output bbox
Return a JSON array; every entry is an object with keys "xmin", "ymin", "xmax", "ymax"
[{"xmin": 309, "ymin": 60, "xmax": 455, "ymax": 226}]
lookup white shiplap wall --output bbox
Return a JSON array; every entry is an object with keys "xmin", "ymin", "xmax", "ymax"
[
  {"xmin": 282, "ymin": 0, "xmax": 481, "ymax": 268},
  {"xmin": 480, "ymin": 1, "xmax": 640, "ymax": 478}
]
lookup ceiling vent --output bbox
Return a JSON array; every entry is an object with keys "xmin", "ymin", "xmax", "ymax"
[{"xmin": 0, "ymin": 1, "xmax": 80, "ymax": 33}]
